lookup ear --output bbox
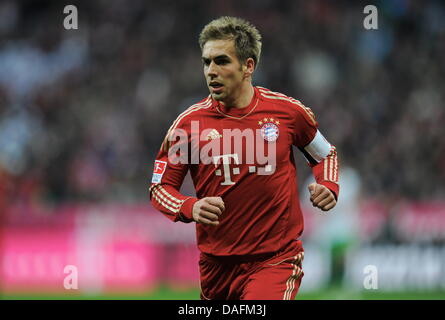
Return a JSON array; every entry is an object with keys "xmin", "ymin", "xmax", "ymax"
[{"xmin": 243, "ymin": 57, "xmax": 255, "ymax": 78}]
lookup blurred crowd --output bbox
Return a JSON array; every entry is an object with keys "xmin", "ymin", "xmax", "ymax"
[{"xmin": 0, "ymin": 0, "xmax": 444, "ymax": 208}]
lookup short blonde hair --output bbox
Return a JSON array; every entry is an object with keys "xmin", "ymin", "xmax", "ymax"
[{"xmin": 199, "ymin": 16, "xmax": 262, "ymax": 68}]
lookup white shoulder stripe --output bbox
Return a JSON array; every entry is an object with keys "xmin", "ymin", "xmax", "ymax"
[
  {"xmin": 258, "ymin": 89, "xmax": 316, "ymax": 126},
  {"xmin": 167, "ymin": 97, "xmax": 211, "ymax": 135},
  {"xmin": 258, "ymin": 87, "xmax": 305, "ymax": 106},
  {"xmin": 161, "ymin": 97, "xmax": 212, "ymax": 151}
]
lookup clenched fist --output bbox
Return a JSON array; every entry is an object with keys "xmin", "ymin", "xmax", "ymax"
[
  {"xmin": 308, "ymin": 183, "xmax": 337, "ymax": 212},
  {"xmin": 192, "ymin": 197, "xmax": 225, "ymax": 226}
]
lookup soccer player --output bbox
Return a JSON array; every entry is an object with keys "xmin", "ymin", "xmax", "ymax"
[{"xmin": 149, "ymin": 16, "xmax": 339, "ymax": 300}]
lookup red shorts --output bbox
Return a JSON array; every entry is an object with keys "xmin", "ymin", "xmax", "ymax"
[{"xmin": 198, "ymin": 239, "xmax": 304, "ymax": 300}]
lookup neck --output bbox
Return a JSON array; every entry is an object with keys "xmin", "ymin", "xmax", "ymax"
[{"xmin": 221, "ymin": 81, "xmax": 254, "ymax": 109}]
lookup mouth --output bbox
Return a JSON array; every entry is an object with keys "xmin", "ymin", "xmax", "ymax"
[{"xmin": 209, "ymin": 81, "xmax": 224, "ymax": 93}]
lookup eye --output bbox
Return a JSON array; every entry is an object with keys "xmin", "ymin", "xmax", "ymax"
[
  {"xmin": 215, "ymin": 59, "xmax": 229, "ymax": 65},
  {"xmin": 202, "ymin": 58, "xmax": 210, "ymax": 66}
]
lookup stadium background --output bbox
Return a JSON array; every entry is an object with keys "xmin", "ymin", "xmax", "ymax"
[{"xmin": 1, "ymin": 0, "xmax": 445, "ymax": 299}]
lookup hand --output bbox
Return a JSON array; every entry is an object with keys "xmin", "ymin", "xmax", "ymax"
[
  {"xmin": 192, "ymin": 197, "xmax": 225, "ymax": 226},
  {"xmin": 308, "ymin": 183, "xmax": 337, "ymax": 212}
]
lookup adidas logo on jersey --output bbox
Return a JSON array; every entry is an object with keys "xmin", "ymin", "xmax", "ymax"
[{"xmin": 206, "ymin": 129, "xmax": 223, "ymax": 141}]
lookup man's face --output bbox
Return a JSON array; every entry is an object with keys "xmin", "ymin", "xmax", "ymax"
[{"xmin": 202, "ymin": 39, "xmax": 245, "ymax": 103}]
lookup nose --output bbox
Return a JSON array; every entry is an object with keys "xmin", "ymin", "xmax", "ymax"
[{"xmin": 206, "ymin": 61, "xmax": 218, "ymax": 78}]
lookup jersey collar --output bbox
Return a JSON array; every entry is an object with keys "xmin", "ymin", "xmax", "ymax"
[{"xmin": 214, "ymin": 87, "xmax": 259, "ymax": 119}]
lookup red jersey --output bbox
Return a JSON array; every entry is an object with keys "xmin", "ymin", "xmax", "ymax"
[{"xmin": 149, "ymin": 86, "xmax": 339, "ymax": 256}]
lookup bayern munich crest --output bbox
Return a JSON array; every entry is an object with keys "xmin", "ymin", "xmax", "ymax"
[{"xmin": 258, "ymin": 118, "xmax": 280, "ymax": 142}]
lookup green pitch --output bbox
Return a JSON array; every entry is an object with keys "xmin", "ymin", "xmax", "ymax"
[{"xmin": 2, "ymin": 285, "xmax": 445, "ymax": 300}]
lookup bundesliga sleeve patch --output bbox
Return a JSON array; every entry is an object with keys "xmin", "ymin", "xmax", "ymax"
[{"xmin": 151, "ymin": 160, "xmax": 167, "ymax": 183}]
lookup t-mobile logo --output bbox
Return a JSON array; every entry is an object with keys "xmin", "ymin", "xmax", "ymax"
[
  {"xmin": 213, "ymin": 154, "xmax": 240, "ymax": 185},
  {"xmin": 212, "ymin": 153, "xmax": 275, "ymax": 185}
]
